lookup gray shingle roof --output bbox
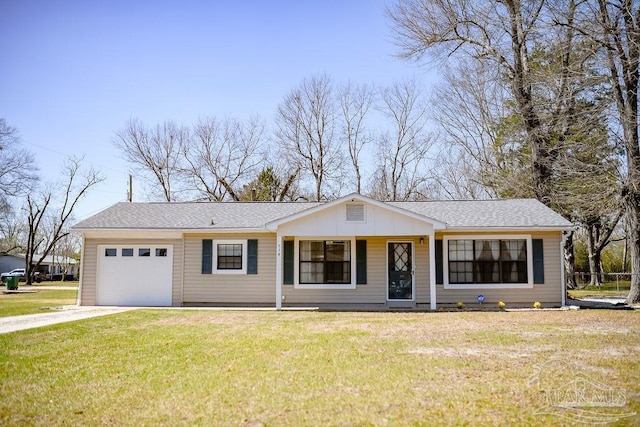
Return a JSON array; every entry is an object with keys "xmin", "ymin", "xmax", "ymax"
[
  {"xmin": 390, "ymin": 199, "xmax": 572, "ymax": 229},
  {"xmin": 73, "ymin": 202, "xmax": 322, "ymax": 230},
  {"xmin": 72, "ymin": 198, "xmax": 572, "ymax": 231}
]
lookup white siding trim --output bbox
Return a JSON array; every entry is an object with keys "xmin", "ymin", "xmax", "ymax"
[
  {"xmin": 76, "ymin": 234, "xmax": 85, "ymax": 306},
  {"xmin": 276, "ymin": 234, "xmax": 283, "ymax": 310},
  {"xmin": 443, "ymin": 234, "xmax": 534, "ymax": 289}
]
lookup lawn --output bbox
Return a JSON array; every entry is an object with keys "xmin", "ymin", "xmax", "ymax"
[
  {"xmin": 568, "ymin": 281, "xmax": 631, "ymax": 299},
  {"xmin": 32, "ymin": 280, "xmax": 79, "ymax": 287},
  {"xmin": 0, "ymin": 288, "xmax": 78, "ymax": 317},
  {"xmin": 0, "ymin": 310, "xmax": 638, "ymax": 426}
]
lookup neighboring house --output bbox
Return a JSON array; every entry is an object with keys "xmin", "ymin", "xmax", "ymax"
[
  {"xmin": 0, "ymin": 253, "xmax": 25, "ymax": 274},
  {"xmin": 0, "ymin": 253, "xmax": 78, "ymax": 279},
  {"xmin": 71, "ymin": 193, "xmax": 573, "ymax": 309},
  {"xmin": 35, "ymin": 254, "xmax": 79, "ymax": 280}
]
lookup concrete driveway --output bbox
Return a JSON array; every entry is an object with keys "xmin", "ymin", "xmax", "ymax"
[{"xmin": 0, "ymin": 306, "xmax": 135, "ymax": 334}]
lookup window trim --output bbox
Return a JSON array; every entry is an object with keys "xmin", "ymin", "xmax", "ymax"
[
  {"xmin": 294, "ymin": 236, "xmax": 357, "ymax": 289},
  {"xmin": 442, "ymin": 235, "xmax": 534, "ymax": 289},
  {"xmin": 213, "ymin": 240, "xmax": 247, "ymax": 275}
]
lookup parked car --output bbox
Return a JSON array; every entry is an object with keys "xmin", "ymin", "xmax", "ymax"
[{"xmin": 0, "ymin": 268, "xmax": 41, "ymax": 283}]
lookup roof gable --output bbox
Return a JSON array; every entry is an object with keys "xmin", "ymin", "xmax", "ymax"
[{"xmin": 265, "ymin": 193, "xmax": 447, "ymax": 231}]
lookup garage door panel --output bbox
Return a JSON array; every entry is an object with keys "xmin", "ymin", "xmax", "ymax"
[{"xmin": 97, "ymin": 245, "xmax": 173, "ymax": 306}]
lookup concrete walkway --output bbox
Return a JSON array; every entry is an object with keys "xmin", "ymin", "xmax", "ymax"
[{"xmin": 0, "ymin": 306, "xmax": 135, "ymax": 334}]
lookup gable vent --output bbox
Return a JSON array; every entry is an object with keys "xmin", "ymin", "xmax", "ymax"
[{"xmin": 346, "ymin": 203, "xmax": 365, "ymax": 222}]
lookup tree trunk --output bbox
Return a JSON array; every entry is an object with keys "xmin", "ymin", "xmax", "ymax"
[
  {"xmin": 564, "ymin": 231, "xmax": 577, "ymax": 290},
  {"xmin": 586, "ymin": 223, "xmax": 604, "ymax": 287},
  {"xmin": 588, "ymin": 252, "xmax": 603, "ymax": 287},
  {"xmin": 625, "ymin": 193, "xmax": 640, "ymax": 303}
]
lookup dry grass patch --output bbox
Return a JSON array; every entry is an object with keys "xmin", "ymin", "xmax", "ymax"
[{"xmin": 0, "ymin": 310, "xmax": 638, "ymax": 426}]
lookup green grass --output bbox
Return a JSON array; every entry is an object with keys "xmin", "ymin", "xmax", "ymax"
[
  {"xmin": 0, "ymin": 310, "xmax": 638, "ymax": 426},
  {"xmin": 569, "ymin": 281, "xmax": 631, "ymax": 299},
  {"xmin": 0, "ymin": 289, "xmax": 78, "ymax": 317},
  {"xmin": 31, "ymin": 280, "xmax": 79, "ymax": 287},
  {"xmin": 569, "ymin": 289, "xmax": 629, "ymax": 298}
]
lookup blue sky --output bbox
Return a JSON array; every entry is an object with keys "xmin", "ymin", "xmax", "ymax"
[{"xmin": 1, "ymin": 0, "xmax": 435, "ymax": 219}]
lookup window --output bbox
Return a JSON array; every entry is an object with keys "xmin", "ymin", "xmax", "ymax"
[
  {"xmin": 155, "ymin": 248, "xmax": 167, "ymax": 257},
  {"xmin": 105, "ymin": 248, "xmax": 117, "ymax": 257},
  {"xmin": 139, "ymin": 248, "xmax": 151, "ymax": 257},
  {"xmin": 447, "ymin": 239, "xmax": 527, "ymax": 284},
  {"xmin": 217, "ymin": 244, "xmax": 242, "ymax": 270},
  {"xmin": 203, "ymin": 240, "xmax": 249, "ymax": 275},
  {"xmin": 299, "ymin": 240, "xmax": 351, "ymax": 284},
  {"xmin": 122, "ymin": 248, "xmax": 134, "ymax": 257}
]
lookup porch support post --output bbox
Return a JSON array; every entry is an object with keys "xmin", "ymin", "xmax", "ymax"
[
  {"xmin": 561, "ymin": 232, "xmax": 566, "ymax": 307},
  {"xmin": 429, "ymin": 232, "xmax": 437, "ymax": 310},
  {"xmin": 275, "ymin": 232, "xmax": 283, "ymax": 310}
]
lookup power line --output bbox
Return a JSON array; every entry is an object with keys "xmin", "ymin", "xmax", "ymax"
[{"xmin": 21, "ymin": 140, "xmax": 131, "ymax": 175}]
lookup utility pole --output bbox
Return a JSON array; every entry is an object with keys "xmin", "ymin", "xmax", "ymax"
[{"xmin": 128, "ymin": 174, "xmax": 133, "ymax": 202}]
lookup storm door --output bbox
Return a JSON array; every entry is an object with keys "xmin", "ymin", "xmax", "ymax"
[{"xmin": 387, "ymin": 242, "xmax": 414, "ymax": 300}]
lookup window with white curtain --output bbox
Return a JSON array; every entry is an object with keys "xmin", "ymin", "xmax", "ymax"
[{"xmin": 448, "ymin": 239, "xmax": 527, "ymax": 284}]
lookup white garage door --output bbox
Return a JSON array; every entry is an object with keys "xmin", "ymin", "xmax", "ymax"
[{"xmin": 97, "ymin": 245, "xmax": 173, "ymax": 306}]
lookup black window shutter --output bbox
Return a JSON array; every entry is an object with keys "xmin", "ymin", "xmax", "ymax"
[
  {"xmin": 435, "ymin": 239, "xmax": 443, "ymax": 284},
  {"xmin": 532, "ymin": 239, "xmax": 544, "ymax": 284},
  {"xmin": 283, "ymin": 240, "xmax": 294, "ymax": 284},
  {"xmin": 356, "ymin": 240, "xmax": 367, "ymax": 284},
  {"xmin": 202, "ymin": 239, "xmax": 212, "ymax": 274},
  {"xmin": 247, "ymin": 239, "xmax": 258, "ymax": 274}
]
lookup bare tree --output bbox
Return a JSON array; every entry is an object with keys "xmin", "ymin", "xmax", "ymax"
[
  {"xmin": 183, "ymin": 116, "xmax": 264, "ymax": 201},
  {"xmin": 113, "ymin": 119, "xmax": 187, "ymax": 202},
  {"xmin": 338, "ymin": 82, "xmax": 376, "ymax": 194},
  {"xmin": 0, "ymin": 208, "xmax": 27, "ymax": 254},
  {"xmin": 390, "ymin": 0, "xmax": 628, "ymax": 292},
  {"xmin": 0, "ymin": 119, "xmax": 38, "ymax": 210},
  {"xmin": 24, "ymin": 157, "xmax": 103, "ymax": 285},
  {"xmin": 432, "ymin": 60, "xmax": 529, "ymax": 198},
  {"xmin": 274, "ymin": 74, "xmax": 344, "ymax": 201},
  {"xmin": 370, "ymin": 78, "xmax": 434, "ymax": 201},
  {"xmin": 390, "ymin": 0, "xmax": 561, "ymax": 205},
  {"xmin": 49, "ymin": 231, "xmax": 82, "ymax": 281},
  {"xmin": 585, "ymin": 0, "xmax": 640, "ymax": 303}
]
